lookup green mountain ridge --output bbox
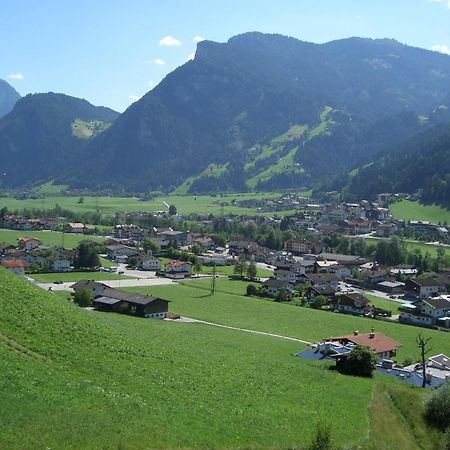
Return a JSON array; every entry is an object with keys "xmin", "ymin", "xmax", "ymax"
[
  {"xmin": 2, "ymin": 33, "xmax": 450, "ymax": 193},
  {"xmin": 0, "ymin": 79, "xmax": 20, "ymax": 119}
]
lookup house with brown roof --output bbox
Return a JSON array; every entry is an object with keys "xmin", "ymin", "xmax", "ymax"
[
  {"xmin": 17, "ymin": 237, "xmax": 40, "ymax": 251},
  {"xmin": 1, "ymin": 259, "xmax": 27, "ymax": 276},
  {"xmin": 330, "ymin": 331, "xmax": 401, "ymax": 360},
  {"xmin": 332, "ymin": 293, "xmax": 371, "ymax": 316},
  {"xmin": 165, "ymin": 260, "xmax": 192, "ymax": 279},
  {"xmin": 405, "ymin": 278, "xmax": 444, "ymax": 299}
]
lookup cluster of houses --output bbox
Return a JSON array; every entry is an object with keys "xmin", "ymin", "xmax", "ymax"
[
  {"xmin": 258, "ymin": 250, "xmax": 450, "ymax": 328},
  {"xmin": 0, "ymin": 237, "xmax": 73, "ymax": 276},
  {"xmin": 0, "ymin": 214, "xmax": 97, "ymax": 234}
]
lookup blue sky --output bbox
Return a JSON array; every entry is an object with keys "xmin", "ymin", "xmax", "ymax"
[{"xmin": 2, "ymin": 0, "xmax": 450, "ymax": 112}]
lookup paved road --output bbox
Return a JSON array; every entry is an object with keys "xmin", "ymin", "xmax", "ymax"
[
  {"xmin": 168, "ymin": 316, "xmax": 312, "ymax": 345},
  {"xmin": 35, "ymin": 277, "xmax": 176, "ymax": 292}
]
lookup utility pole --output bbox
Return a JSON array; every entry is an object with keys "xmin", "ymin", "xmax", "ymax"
[{"xmin": 210, "ymin": 262, "xmax": 216, "ymax": 295}]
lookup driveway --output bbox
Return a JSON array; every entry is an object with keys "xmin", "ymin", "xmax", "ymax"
[{"xmin": 35, "ymin": 277, "xmax": 176, "ymax": 292}]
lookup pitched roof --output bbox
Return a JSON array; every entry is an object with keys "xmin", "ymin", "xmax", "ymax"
[
  {"xmin": 96, "ymin": 287, "xmax": 169, "ymax": 306},
  {"xmin": 410, "ymin": 278, "xmax": 441, "ymax": 287},
  {"xmin": 71, "ymin": 280, "xmax": 107, "ymax": 290},
  {"xmin": 306, "ymin": 273, "xmax": 340, "ymax": 283},
  {"xmin": 0, "ymin": 259, "xmax": 27, "ymax": 268},
  {"xmin": 333, "ymin": 332, "xmax": 401, "ymax": 354},
  {"xmin": 423, "ymin": 297, "xmax": 450, "ymax": 310}
]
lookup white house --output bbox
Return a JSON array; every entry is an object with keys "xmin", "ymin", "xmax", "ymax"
[
  {"xmin": 142, "ymin": 256, "xmax": 161, "ymax": 271},
  {"xmin": 165, "ymin": 260, "xmax": 192, "ymax": 279},
  {"xmin": 51, "ymin": 258, "xmax": 72, "ymax": 272}
]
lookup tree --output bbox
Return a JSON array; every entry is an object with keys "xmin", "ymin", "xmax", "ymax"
[
  {"xmin": 143, "ymin": 239, "xmax": 160, "ymax": 256},
  {"xmin": 417, "ymin": 332, "xmax": 432, "ymax": 388},
  {"xmin": 275, "ymin": 289, "xmax": 289, "ymax": 302},
  {"xmin": 336, "ymin": 345, "xmax": 378, "ymax": 377},
  {"xmin": 425, "ymin": 381, "xmax": 450, "ymax": 430},
  {"xmin": 168, "ymin": 204, "xmax": 177, "ymax": 216},
  {"xmin": 233, "ymin": 256, "xmax": 248, "ymax": 278},
  {"xmin": 246, "ymin": 261, "xmax": 257, "ymax": 280},
  {"xmin": 246, "ymin": 284, "xmax": 258, "ymax": 296},
  {"xmin": 191, "ymin": 243, "xmax": 203, "ymax": 255},
  {"xmin": 310, "ymin": 295, "xmax": 327, "ymax": 309},
  {"xmin": 127, "ymin": 256, "xmax": 139, "ymax": 268},
  {"xmin": 73, "ymin": 288, "xmax": 93, "ymax": 307},
  {"xmin": 78, "ymin": 197, "xmax": 84, "ymax": 204},
  {"xmin": 74, "ymin": 240, "xmax": 100, "ymax": 269},
  {"xmin": 193, "ymin": 260, "xmax": 203, "ymax": 276}
]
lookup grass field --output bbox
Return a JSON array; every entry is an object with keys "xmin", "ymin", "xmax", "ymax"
[
  {"xmin": 0, "ymin": 192, "xmax": 298, "ymax": 217},
  {"xmin": 364, "ymin": 293, "xmax": 401, "ymax": 314},
  {"xmin": 390, "ymin": 199, "xmax": 450, "ymax": 223},
  {"xmin": 0, "ymin": 229, "xmax": 105, "ymax": 249},
  {"xmin": 29, "ymin": 271, "xmax": 134, "ymax": 283},
  {"xmin": 364, "ymin": 236, "xmax": 450, "ymax": 259},
  {"xmin": 0, "ymin": 269, "xmax": 445, "ymax": 449},
  {"xmin": 128, "ymin": 279, "xmax": 450, "ymax": 361}
]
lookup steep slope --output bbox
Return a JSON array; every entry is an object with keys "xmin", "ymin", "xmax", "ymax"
[
  {"xmin": 342, "ymin": 121, "xmax": 450, "ymax": 205},
  {"xmin": 0, "ymin": 79, "xmax": 20, "ymax": 118},
  {"xmin": 0, "ymin": 93, "xmax": 118, "ymax": 188},
  {"xmin": 80, "ymin": 32, "xmax": 450, "ymax": 192}
]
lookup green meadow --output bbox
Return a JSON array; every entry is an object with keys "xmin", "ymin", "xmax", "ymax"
[
  {"xmin": 0, "ymin": 270, "xmax": 445, "ymax": 449},
  {"xmin": 127, "ymin": 278, "xmax": 450, "ymax": 361},
  {"xmin": 0, "ymin": 229, "xmax": 105, "ymax": 249},
  {"xmin": 0, "ymin": 192, "xmax": 296, "ymax": 217},
  {"xmin": 390, "ymin": 199, "xmax": 450, "ymax": 224}
]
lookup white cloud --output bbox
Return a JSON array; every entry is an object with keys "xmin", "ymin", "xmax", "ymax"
[
  {"xmin": 432, "ymin": 44, "xmax": 450, "ymax": 55},
  {"xmin": 149, "ymin": 58, "xmax": 166, "ymax": 65},
  {"xmin": 427, "ymin": 0, "xmax": 450, "ymax": 7},
  {"xmin": 159, "ymin": 35, "xmax": 181, "ymax": 46},
  {"xmin": 187, "ymin": 52, "xmax": 195, "ymax": 61},
  {"xmin": 193, "ymin": 35, "xmax": 205, "ymax": 42},
  {"xmin": 128, "ymin": 95, "xmax": 140, "ymax": 102},
  {"xmin": 7, "ymin": 73, "xmax": 24, "ymax": 80}
]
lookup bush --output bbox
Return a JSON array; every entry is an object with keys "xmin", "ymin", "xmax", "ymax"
[
  {"xmin": 425, "ymin": 381, "xmax": 450, "ymax": 430},
  {"xmin": 73, "ymin": 288, "xmax": 93, "ymax": 307},
  {"xmin": 308, "ymin": 420, "xmax": 333, "ymax": 450},
  {"xmin": 336, "ymin": 345, "xmax": 378, "ymax": 377},
  {"xmin": 246, "ymin": 284, "xmax": 258, "ymax": 296}
]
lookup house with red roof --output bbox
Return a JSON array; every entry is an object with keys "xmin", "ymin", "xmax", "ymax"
[{"xmin": 1, "ymin": 259, "xmax": 27, "ymax": 276}]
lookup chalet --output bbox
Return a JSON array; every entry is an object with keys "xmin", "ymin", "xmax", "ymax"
[
  {"xmin": 405, "ymin": 278, "xmax": 443, "ymax": 299},
  {"xmin": 317, "ymin": 253, "xmax": 365, "ymax": 267},
  {"xmin": 0, "ymin": 243, "xmax": 15, "ymax": 256},
  {"xmin": 141, "ymin": 255, "xmax": 161, "ymax": 271},
  {"xmin": 159, "ymin": 230, "xmax": 192, "ymax": 246},
  {"xmin": 0, "ymin": 259, "xmax": 27, "ymax": 276},
  {"xmin": 165, "ymin": 260, "xmax": 192, "ymax": 279},
  {"xmin": 262, "ymin": 278, "xmax": 292, "ymax": 298},
  {"xmin": 332, "ymin": 293, "xmax": 371, "ymax": 316},
  {"xmin": 399, "ymin": 295, "xmax": 450, "ymax": 328},
  {"xmin": 329, "ymin": 331, "xmax": 401, "ymax": 360},
  {"xmin": 106, "ymin": 244, "xmax": 140, "ymax": 261},
  {"xmin": 364, "ymin": 269, "xmax": 392, "ymax": 287},
  {"xmin": 199, "ymin": 253, "xmax": 227, "ymax": 266},
  {"xmin": 65, "ymin": 223, "xmax": 86, "ymax": 234},
  {"xmin": 93, "ymin": 288, "xmax": 169, "ymax": 318},
  {"xmin": 17, "ymin": 237, "xmax": 40, "ymax": 251},
  {"xmin": 71, "ymin": 280, "xmax": 108, "ymax": 298},
  {"xmin": 113, "ymin": 224, "xmax": 145, "ymax": 241},
  {"xmin": 49, "ymin": 257, "xmax": 72, "ymax": 272},
  {"xmin": 284, "ymin": 239, "xmax": 313, "ymax": 255},
  {"xmin": 308, "ymin": 285, "xmax": 336, "ymax": 300},
  {"xmin": 192, "ymin": 235, "xmax": 214, "ymax": 250},
  {"xmin": 303, "ymin": 273, "xmax": 340, "ymax": 289},
  {"xmin": 328, "ymin": 264, "xmax": 352, "ymax": 280}
]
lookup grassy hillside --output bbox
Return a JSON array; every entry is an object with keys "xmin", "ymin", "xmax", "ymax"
[
  {"xmin": 390, "ymin": 199, "xmax": 450, "ymax": 224},
  {"xmin": 0, "ymin": 270, "xmax": 445, "ymax": 449},
  {"xmin": 128, "ymin": 279, "xmax": 450, "ymax": 361}
]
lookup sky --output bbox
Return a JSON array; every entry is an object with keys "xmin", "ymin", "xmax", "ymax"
[{"xmin": 2, "ymin": 0, "xmax": 450, "ymax": 112}]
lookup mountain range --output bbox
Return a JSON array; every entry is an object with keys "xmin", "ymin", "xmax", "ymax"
[
  {"xmin": 1, "ymin": 32, "xmax": 450, "ymax": 201},
  {"xmin": 0, "ymin": 79, "xmax": 21, "ymax": 118}
]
